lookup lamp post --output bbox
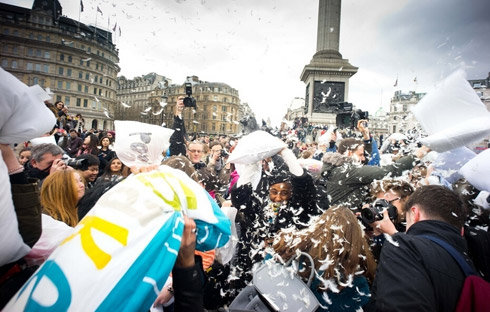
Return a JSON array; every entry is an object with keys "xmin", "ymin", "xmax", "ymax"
[{"xmin": 160, "ymin": 94, "xmax": 167, "ymax": 127}]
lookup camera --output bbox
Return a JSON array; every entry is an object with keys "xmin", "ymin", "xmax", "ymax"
[
  {"xmin": 63, "ymin": 157, "xmax": 86, "ymax": 170},
  {"xmin": 351, "ymin": 109, "xmax": 369, "ymax": 129},
  {"xmin": 360, "ymin": 198, "xmax": 398, "ymax": 225},
  {"xmin": 183, "ymin": 83, "xmax": 197, "ymax": 108},
  {"xmin": 220, "ymin": 150, "xmax": 228, "ymax": 158}
]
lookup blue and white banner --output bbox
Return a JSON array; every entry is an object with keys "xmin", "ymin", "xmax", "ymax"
[{"xmin": 5, "ymin": 166, "xmax": 231, "ymax": 311}]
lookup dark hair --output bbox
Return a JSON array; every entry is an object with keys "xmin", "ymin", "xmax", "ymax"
[
  {"xmin": 99, "ymin": 136, "xmax": 111, "ymax": 147},
  {"xmin": 209, "ymin": 141, "xmax": 223, "ymax": 150},
  {"xmin": 338, "ymin": 138, "xmax": 363, "ymax": 155},
  {"xmin": 76, "ymin": 154, "xmax": 100, "ymax": 171},
  {"xmin": 371, "ymin": 179, "xmax": 414, "ymax": 199},
  {"xmin": 162, "ymin": 155, "xmax": 198, "ymax": 182},
  {"xmin": 403, "ymin": 185, "xmax": 466, "ymax": 229},
  {"xmin": 195, "ymin": 167, "xmax": 219, "ymax": 192},
  {"xmin": 98, "ymin": 157, "xmax": 125, "ymax": 181},
  {"xmin": 54, "ymin": 100, "xmax": 64, "ymax": 108},
  {"xmin": 84, "ymin": 134, "xmax": 100, "ymax": 155}
]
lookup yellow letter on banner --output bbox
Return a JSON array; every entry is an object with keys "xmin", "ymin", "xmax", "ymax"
[
  {"xmin": 136, "ymin": 172, "xmax": 198, "ymax": 211},
  {"xmin": 61, "ymin": 216, "xmax": 129, "ymax": 270}
]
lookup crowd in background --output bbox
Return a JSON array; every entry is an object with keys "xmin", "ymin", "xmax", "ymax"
[{"xmin": 1, "ymin": 96, "xmax": 490, "ymax": 312}]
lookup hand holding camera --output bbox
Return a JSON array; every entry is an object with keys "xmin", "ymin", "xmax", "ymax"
[{"xmin": 360, "ymin": 199, "xmax": 398, "ymax": 235}]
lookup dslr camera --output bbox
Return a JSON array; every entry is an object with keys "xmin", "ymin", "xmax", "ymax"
[
  {"xmin": 62, "ymin": 156, "xmax": 86, "ymax": 170},
  {"xmin": 183, "ymin": 83, "xmax": 197, "ymax": 108},
  {"xmin": 351, "ymin": 109, "xmax": 369, "ymax": 129},
  {"xmin": 220, "ymin": 149, "xmax": 228, "ymax": 158},
  {"xmin": 360, "ymin": 198, "xmax": 398, "ymax": 225}
]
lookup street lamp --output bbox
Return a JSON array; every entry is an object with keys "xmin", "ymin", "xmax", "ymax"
[{"xmin": 160, "ymin": 94, "xmax": 167, "ymax": 127}]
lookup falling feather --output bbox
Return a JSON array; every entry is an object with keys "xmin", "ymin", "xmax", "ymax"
[
  {"xmin": 94, "ymin": 96, "xmax": 99, "ymax": 103},
  {"xmin": 121, "ymin": 102, "xmax": 131, "ymax": 108},
  {"xmin": 144, "ymin": 107, "xmax": 152, "ymax": 112},
  {"xmin": 152, "ymin": 108, "xmax": 164, "ymax": 115},
  {"xmin": 82, "ymin": 57, "xmax": 92, "ymax": 62},
  {"xmin": 103, "ymin": 110, "xmax": 111, "ymax": 118}
]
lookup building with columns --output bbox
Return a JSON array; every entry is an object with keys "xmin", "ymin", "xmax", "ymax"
[
  {"xmin": 387, "ymin": 90, "xmax": 425, "ymax": 134},
  {"xmin": 300, "ymin": 0, "xmax": 358, "ymax": 125},
  {"xmin": 0, "ymin": 0, "xmax": 120, "ymax": 130}
]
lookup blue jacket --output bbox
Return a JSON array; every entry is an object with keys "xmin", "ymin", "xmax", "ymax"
[{"xmin": 312, "ymin": 275, "xmax": 370, "ymax": 311}]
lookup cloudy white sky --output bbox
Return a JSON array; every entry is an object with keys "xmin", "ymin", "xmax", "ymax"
[{"xmin": 8, "ymin": 0, "xmax": 490, "ymax": 125}]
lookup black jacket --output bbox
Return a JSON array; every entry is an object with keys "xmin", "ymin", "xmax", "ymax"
[
  {"xmin": 169, "ymin": 115, "xmax": 187, "ymax": 156},
  {"xmin": 367, "ymin": 220, "xmax": 473, "ymax": 312}
]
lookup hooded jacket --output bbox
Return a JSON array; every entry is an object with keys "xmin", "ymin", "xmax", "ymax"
[{"xmin": 321, "ymin": 152, "xmax": 416, "ymax": 210}]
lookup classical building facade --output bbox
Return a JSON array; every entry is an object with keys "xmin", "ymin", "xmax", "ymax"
[
  {"xmin": 388, "ymin": 90, "xmax": 425, "ymax": 134},
  {"xmin": 0, "ymin": 0, "xmax": 120, "ymax": 130},
  {"xmin": 116, "ymin": 75, "xmax": 242, "ymax": 136},
  {"xmin": 115, "ymin": 73, "xmax": 171, "ymax": 123}
]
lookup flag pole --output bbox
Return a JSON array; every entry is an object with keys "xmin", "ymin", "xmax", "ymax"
[{"xmin": 77, "ymin": 1, "xmax": 81, "ymax": 33}]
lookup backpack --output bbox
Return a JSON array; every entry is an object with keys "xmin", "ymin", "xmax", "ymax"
[
  {"xmin": 229, "ymin": 252, "xmax": 320, "ymax": 312},
  {"xmin": 420, "ymin": 235, "xmax": 490, "ymax": 312}
]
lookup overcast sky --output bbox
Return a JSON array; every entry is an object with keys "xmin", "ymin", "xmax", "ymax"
[{"xmin": 7, "ymin": 0, "xmax": 490, "ymax": 125}]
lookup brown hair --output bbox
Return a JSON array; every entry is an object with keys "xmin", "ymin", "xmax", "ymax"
[
  {"xmin": 403, "ymin": 185, "xmax": 466, "ymax": 229},
  {"xmin": 162, "ymin": 155, "xmax": 198, "ymax": 182},
  {"xmin": 41, "ymin": 170, "xmax": 81, "ymax": 226},
  {"xmin": 273, "ymin": 206, "xmax": 376, "ymax": 290},
  {"xmin": 338, "ymin": 138, "xmax": 363, "ymax": 155},
  {"xmin": 370, "ymin": 179, "xmax": 414, "ymax": 199}
]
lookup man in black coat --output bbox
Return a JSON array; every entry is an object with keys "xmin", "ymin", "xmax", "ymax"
[
  {"xmin": 169, "ymin": 96, "xmax": 187, "ymax": 156},
  {"xmin": 366, "ymin": 185, "xmax": 477, "ymax": 311}
]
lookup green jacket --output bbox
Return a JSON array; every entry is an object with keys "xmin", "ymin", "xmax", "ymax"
[{"xmin": 322, "ymin": 153, "xmax": 416, "ymax": 210}]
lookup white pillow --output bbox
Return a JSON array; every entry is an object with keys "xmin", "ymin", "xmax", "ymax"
[
  {"xmin": 0, "ymin": 68, "xmax": 56, "ymax": 144},
  {"xmin": 30, "ymin": 135, "xmax": 57, "ymax": 146},
  {"xmin": 114, "ymin": 121, "xmax": 174, "ymax": 167},
  {"xmin": 228, "ymin": 131, "xmax": 286, "ymax": 164},
  {"xmin": 0, "ymin": 153, "xmax": 30, "ymax": 266},
  {"xmin": 433, "ymin": 147, "xmax": 476, "ymax": 183},
  {"xmin": 297, "ymin": 158, "xmax": 323, "ymax": 180},
  {"xmin": 459, "ymin": 148, "xmax": 490, "ymax": 192},
  {"xmin": 411, "ymin": 69, "xmax": 490, "ymax": 153},
  {"xmin": 419, "ymin": 117, "xmax": 490, "ymax": 153}
]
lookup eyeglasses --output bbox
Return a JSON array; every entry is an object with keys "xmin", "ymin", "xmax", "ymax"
[{"xmin": 188, "ymin": 149, "xmax": 202, "ymax": 154}]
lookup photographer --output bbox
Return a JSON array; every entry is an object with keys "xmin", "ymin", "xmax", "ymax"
[
  {"xmin": 169, "ymin": 96, "xmax": 187, "ymax": 156},
  {"xmin": 207, "ymin": 142, "xmax": 231, "ymax": 196}
]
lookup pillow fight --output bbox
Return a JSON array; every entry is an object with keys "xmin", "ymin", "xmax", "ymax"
[{"xmin": 1, "ymin": 66, "xmax": 490, "ymax": 311}]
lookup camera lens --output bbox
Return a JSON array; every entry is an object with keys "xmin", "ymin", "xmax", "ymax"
[{"xmin": 361, "ymin": 208, "xmax": 376, "ymax": 224}]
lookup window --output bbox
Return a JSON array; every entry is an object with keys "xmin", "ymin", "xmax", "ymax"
[
  {"xmin": 44, "ymin": 51, "xmax": 50, "ymax": 59},
  {"xmin": 60, "ymin": 54, "xmax": 64, "ymax": 61},
  {"xmin": 220, "ymin": 124, "xmax": 225, "ymax": 131},
  {"xmin": 87, "ymin": 47, "xmax": 91, "ymax": 52},
  {"xmin": 213, "ymin": 105, "xmax": 217, "ymax": 112},
  {"xmin": 29, "ymin": 33, "xmax": 33, "ymax": 39},
  {"xmin": 78, "ymin": 84, "xmax": 82, "ymax": 92},
  {"xmin": 91, "ymin": 101, "xmax": 96, "ymax": 109},
  {"xmin": 79, "ymin": 71, "xmax": 83, "ymax": 79},
  {"xmin": 221, "ymin": 106, "xmax": 227, "ymax": 112},
  {"xmin": 86, "ymin": 61, "xmax": 90, "ymax": 67},
  {"xmin": 65, "ymin": 96, "xmax": 70, "ymax": 106},
  {"xmin": 212, "ymin": 123, "xmax": 216, "ymax": 131},
  {"xmin": 26, "ymin": 62, "xmax": 33, "ymax": 70},
  {"xmin": 58, "ymin": 67, "xmax": 64, "ymax": 75},
  {"xmin": 57, "ymin": 81, "xmax": 63, "ymax": 89},
  {"xmin": 67, "ymin": 68, "xmax": 72, "ymax": 77},
  {"xmin": 35, "ymin": 63, "xmax": 41, "ymax": 71},
  {"xmin": 83, "ymin": 99, "xmax": 88, "ymax": 107},
  {"xmin": 3, "ymin": 29, "xmax": 9, "ymax": 35},
  {"xmin": 11, "ymin": 60, "xmax": 17, "ymax": 68},
  {"xmin": 32, "ymin": 77, "xmax": 38, "ymax": 85},
  {"xmin": 76, "ymin": 98, "xmax": 81, "ymax": 107},
  {"xmin": 85, "ymin": 73, "xmax": 89, "ymax": 80},
  {"xmin": 84, "ymin": 86, "xmax": 88, "ymax": 93},
  {"xmin": 39, "ymin": 79, "xmax": 45, "ymax": 88},
  {"xmin": 13, "ymin": 30, "xmax": 19, "ymax": 36},
  {"xmin": 99, "ymin": 77, "xmax": 103, "ymax": 83},
  {"xmin": 37, "ymin": 35, "xmax": 42, "ymax": 40},
  {"xmin": 68, "ymin": 55, "xmax": 72, "ymax": 63},
  {"xmin": 66, "ymin": 82, "xmax": 71, "ymax": 90},
  {"xmin": 96, "ymin": 64, "xmax": 99, "ymax": 70},
  {"xmin": 12, "ymin": 47, "xmax": 19, "ymax": 54},
  {"xmin": 45, "ymin": 35, "xmax": 50, "ymax": 42},
  {"xmin": 93, "ymin": 87, "xmax": 97, "ymax": 95},
  {"xmin": 43, "ymin": 64, "xmax": 49, "ymax": 72},
  {"xmin": 2, "ymin": 45, "xmax": 7, "ymax": 53},
  {"xmin": 79, "ymin": 59, "xmax": 83, "ymax": 66}
]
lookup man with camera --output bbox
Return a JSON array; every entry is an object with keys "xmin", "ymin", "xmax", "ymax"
[
  {"xmin": 366, "ymin": 185, "xmax": 479, "ymax": 311},
  {"xmin": 207, "ymin": 142, "xmax": 231, "ymax": 194},
  {"xmin": 24, "ymin": 143, "xmax": 67, "ymax": 183},
  {"xmin": 321, "ymin": 121, "xmax": 429, "ymax": 210}
]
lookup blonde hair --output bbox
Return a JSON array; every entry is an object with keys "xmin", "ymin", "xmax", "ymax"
[
  {"xmin": 41, "ymin": 170, "xmax": 81, "ymax": 227},
  {"xmin": 273, "ymin": 206, "xmax": 376, "ymax": 290}
]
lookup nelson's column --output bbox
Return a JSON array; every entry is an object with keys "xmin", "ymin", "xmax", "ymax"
[{"xmin": 300, "ymin": 0, "xmax": 358, "ymax": 125}]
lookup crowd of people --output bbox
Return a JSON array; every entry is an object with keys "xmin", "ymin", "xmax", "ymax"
[{"xmin": 1, "ymin": 95, "xmax": 490, "ymax": 312}]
